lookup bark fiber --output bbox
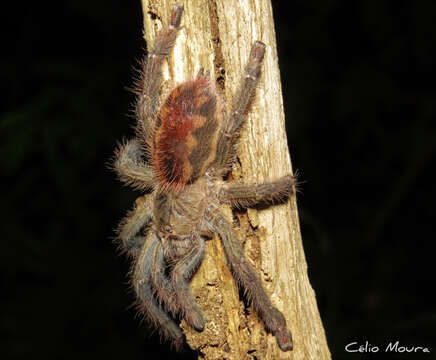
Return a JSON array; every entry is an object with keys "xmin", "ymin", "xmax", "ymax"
[{"xmin": 140, "ymin": 1, "xmax": 331, "ymax": 359}]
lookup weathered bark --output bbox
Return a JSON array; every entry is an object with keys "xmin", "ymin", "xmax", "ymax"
[{"xmin": 140, "ymin": 1, "xmax": 331, "ymax": 359}]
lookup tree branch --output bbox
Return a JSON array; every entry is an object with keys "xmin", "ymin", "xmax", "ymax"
[{"xmin": 140, "ymin": 1, "xmax": 331, "ymax": 358}]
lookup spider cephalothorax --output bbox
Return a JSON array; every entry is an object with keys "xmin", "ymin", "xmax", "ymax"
[{"xmin": 113, "ymin": 4, "xmax": 295, "ymax": 352}]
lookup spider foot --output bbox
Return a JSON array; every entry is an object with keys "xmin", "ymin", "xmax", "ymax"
[
  {"xmin": 170, "ymin": 4, "xmax": 184, "ymax": 28},
  {"xmin": 185, "ymin": 309, "xmax": 205, "ymax": 332},
  {"xmin": 170, "ymin": 333, "xmax": 187, "ymax": 351},
  {"xmin": 274, "ymin": 326, "xmax": 293, "ymax": 351}
]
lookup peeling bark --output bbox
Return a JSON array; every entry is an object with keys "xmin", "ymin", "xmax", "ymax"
[{"xmin": 140, "ymin": 1, "xmax": 331, "ymax": 359}]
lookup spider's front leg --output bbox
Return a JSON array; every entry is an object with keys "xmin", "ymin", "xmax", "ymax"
[
  {"xmin": 211, "ymin": 211, "xmax": 293, "ymax": 351},
  {"xmin": 133, "ymin": 233, "xmax": 185, "ymax": 348},
  {"xmin": 220, "ymin": 175, "xmax": 296, "ymax": 208},
  {"xmin": 169, "ymin": 237, "xmax": 206, "ymax": 331},
  {"xmin": 149, "ymin": 235, "xmax": 205, "ymax": 332}
]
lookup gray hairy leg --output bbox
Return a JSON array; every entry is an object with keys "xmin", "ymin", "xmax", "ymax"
[
  {"xmin": 170, "ymin": 237, "xmax": 206, "ymax": 331},
  {"xmin": 116, "ymin": 193, "xmax": 153, "ymax": 257},
  {"xmin": 220, "ymin": 175, "xmax": 296, "ymax": 208},
  {"xmin": 133, "ymin": 233, "xmax": 184, "ymax": 348},
  {"xmin": 149, "ymin": 239, "xmax": 178, "ymax": 313},
  {"xmin": 211, "ymin": 211, "xmax": 293, "ymax": 351},
  {"xmin": 214, "ymin": 41, "xmax": 266, "ymax": 168},
  {"xmin": 134, "ymin": 5, "xmax": 183, "ymax": 142},
  {"xmin": 113, "ymin": 139, "xmax": 155, "ymax": 190}
]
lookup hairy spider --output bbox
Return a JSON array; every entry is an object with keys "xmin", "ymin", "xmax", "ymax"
[{"xmin": 113, "ymin": 4, "xmax": 295, "ymax": 352}]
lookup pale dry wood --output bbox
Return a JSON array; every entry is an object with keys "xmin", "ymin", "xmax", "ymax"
[{"xmin": 140, "ymin": 0, "xmax": 331, "ymax": 359}]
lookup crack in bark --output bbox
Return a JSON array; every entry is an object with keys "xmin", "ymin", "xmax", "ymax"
[{"xmin": 207, "ymin": 0, "xmax": 226, "ymax": 91}]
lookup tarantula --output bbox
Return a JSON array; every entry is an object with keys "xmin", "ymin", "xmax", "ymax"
[{"xmin": 113, "ymin": 4, "xmax": 295, "ymax": 352}]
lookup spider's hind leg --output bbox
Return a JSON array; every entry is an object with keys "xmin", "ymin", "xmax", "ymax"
[
  {"xmin": 214, "ymin": 41, "xmax": 266, "ymax": 168},
  {"xmin": 113, "ymin": 139, "xmax": 155, "ymax": 191},
  {"xmin": 134, "ymin": 5, "xmax": 183, "ymax": 144}
]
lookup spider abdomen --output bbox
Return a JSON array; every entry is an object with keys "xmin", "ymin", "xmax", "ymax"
[{"xmin": 151, "ymin": 77, "xmax": 222, "ymax": 191}]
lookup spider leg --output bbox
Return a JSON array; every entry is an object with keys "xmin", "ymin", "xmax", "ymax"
[
  {"xmin": 134, "ymin": 5, "xmax": 183, "ymax": 143},
  {"xmin": 170, "ymin": 237, "xmax": 206, "ymax": 331},
  {"xmin": 149, "ymin": 238, "xmax": 176, "ymax": 312},
  {"xmin": 214, "ymin": 41, "xmax": 266, "ymax": 168},
  {"xmin": 133, "ymin": 232, "xmax": 184, "ymax": 348},
  {"xmin": 211, "ymin": 211, "xmax": 293, "ymax": 351},
  {"xmin": 220, "ymin": 175, "xmax": 296, "ymax": 208},
  {"xmin": 113, "ymin": 139, "xmax": 155, "ymax": 190},
  {"xmin": 116, "ymin": 193, "xmax": 153, "ymax": 257}
]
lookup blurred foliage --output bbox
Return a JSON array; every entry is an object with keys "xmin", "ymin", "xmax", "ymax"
[{"xmin": 1, "ymin": 0, "xmax": 435, "ymax": 359}]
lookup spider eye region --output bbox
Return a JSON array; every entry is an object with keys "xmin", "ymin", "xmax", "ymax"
[{"xmin": 152, "ymin": 78, "xmax": 221, "ymax": 190}]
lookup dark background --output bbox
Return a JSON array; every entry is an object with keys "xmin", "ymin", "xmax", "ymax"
[{"xmin": 2, "ymin": 0, "xmax": 435, "ymax": 359}]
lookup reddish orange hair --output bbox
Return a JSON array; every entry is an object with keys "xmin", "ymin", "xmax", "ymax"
[{"xmin": 151, "ymin": 77, "xmax": 221, "ymax": 192}]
